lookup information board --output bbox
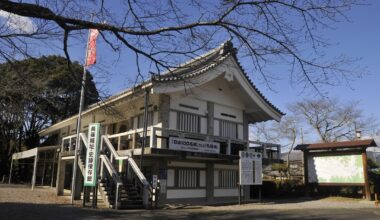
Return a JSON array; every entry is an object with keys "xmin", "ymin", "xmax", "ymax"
[
  {"xmin": 239, "ymin": 151, "xmax": 262, "ymax": 185},
  {"xmin": 84, "ymin": 123, "xmax": 100, "ymax": 187},
  {"xmin": 308, "ymin": 154, "xmax": 364, "ymax": 184}
]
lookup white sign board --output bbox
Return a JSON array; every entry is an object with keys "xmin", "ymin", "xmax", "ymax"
[
  {"xmin": 152, "ymin": 175, "xmax": 158, "ymax": 189},
  {"xmin": 239, "ymin": 151, "xmax": 262, "ymax": 185},
  {"xmin": 169, "ymin": 137, "xmax": 220, "ymax": 154},
  {"xmin": 308, "ymin": 154, "xmax": 364, "ymax": 184},
  {"xmin": 84, "ymin": 123, "xmax": 100, "ymax": 187}
]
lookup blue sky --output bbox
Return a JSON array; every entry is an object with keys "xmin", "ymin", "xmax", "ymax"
[
  {"xmin": 258, "ymin": 1, "xmax": 380, "ymax": 120},
  {"xmin": 86, "ymin": 1, "xmax": 380, "ymax": 121},
  {"xmin": 2, "ymin": 1, "xmax": 378, "ymax": 123},
  {"xmin": 99, "ymin": 1, "xmax": 378, "ymax": 122}
]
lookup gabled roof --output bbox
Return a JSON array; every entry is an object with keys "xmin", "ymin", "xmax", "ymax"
[
  {"xmin": 295, "ymin": 139, "xmax": 377, "ymax": 151},
  {"xmin": 153, "ymin": 41, "xmax": 284, "ymax": 116},
  {"xmin": 40, "ymin": 41, "xmax": 283, "ymax": 135}
]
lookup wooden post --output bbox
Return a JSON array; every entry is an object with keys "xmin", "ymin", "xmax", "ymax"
[
  {"xmin": 41, "ymin": 152, "xmax": 47, "ymax": 185},
  {"xmin": 303, "ymin": 150, "xmax": 310, "ymax": 196},
  {"xmin": 238, "ymin": 183, "xmax": 242, "ymax": 205},
  {"xmin": 32, "ymin": 154, "xmax": 39, "ymax": 190},
  {"xmin": 362, "ymin": 150, "xmax": 371, "ymax": 201},
  {"xmin": 8, "ymin": 158, "xmax": 13, "ymax": 184},
  {"xmin": 50, "ymin": 151, "xmax": 56, "ymax": 188},
  {"xmin": 132, "ymin": 132, "xmax": 136, "ymax": 150}
]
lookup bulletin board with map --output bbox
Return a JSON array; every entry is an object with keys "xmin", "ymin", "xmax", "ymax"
[{"xmin": 307, "ymin": 154, "xmax": 364, "ymax": 184}]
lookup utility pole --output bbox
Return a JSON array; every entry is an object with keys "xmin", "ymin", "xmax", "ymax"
[{"xmin": 140, "ymin": 88, "xmax": 150, "ymax": 169}]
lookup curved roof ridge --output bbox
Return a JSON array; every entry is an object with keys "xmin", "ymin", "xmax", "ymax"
[{"xmin": 230, "ymin": 53, "xmax": 285, "ymax": 116}]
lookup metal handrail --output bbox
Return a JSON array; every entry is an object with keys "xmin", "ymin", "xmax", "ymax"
[
  {"xmin": 127, "ymin": 157, "xmax": 153, "ymax": 207},
  {"xmin": 127, "ymin": 157, "xmax": 149, "ymax": 186},
  {"xmin": 107, "ymin": 127, "xmax": 148, "ymax": 139},
  {"xmin": 101, "ymin": 134, "xmax": 152, "ymax": 208},
  {"xmin": 79, "ymin": 133, "xmax": 88, "ymax": 148},
  {"xmin": 102, "ymin": 135, "xmax": 129, "ymax": 160},
  {"xmin": 62, "ymin": 134, "xmax": 77, "ymax": 141},
  {"xmin": 99, "ymin": 155, "xmax": 123, "ymax": 208}
]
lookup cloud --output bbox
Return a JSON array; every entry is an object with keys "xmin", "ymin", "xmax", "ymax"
[{"xmin": 0, "ymin": 10, "xmax": 36, "ymax": 34}]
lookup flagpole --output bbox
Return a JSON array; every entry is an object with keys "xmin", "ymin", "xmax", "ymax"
[{"xmin": 71, "ymin": 26, "xmax": 92, "ymax": 205}]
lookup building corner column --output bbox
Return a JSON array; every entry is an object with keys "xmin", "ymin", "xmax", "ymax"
[
  {"xmin": 56, "ymin": 155, "xmax": 65, "ymax": 196},
  {"xmin": 206, "ymin": 163, "xmax": 214, "ymax": 203}
]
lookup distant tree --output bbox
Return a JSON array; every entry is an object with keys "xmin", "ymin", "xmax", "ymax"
[
  {"xmin": 290, "ymin": 98, "xmax": 378, "ymax": 142},
  {"xmin": 0, "ymin": 56, "xmax": 99, "ymax": 176},
  {"xmin": 251, "ymin": 114, "xmax": 303, "ymax": 177}
]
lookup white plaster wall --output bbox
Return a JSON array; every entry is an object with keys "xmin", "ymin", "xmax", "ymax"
[
  {"xmin": 133, "ymin": 117, "xmax": 138, "ymax": 129},
  {"xmin": 214, "ymin": 170, "xmax": 219, "ymax": 187},
  {"xmin": 200, "ymin": 170, "xmax": 206, "ymax": 187},
  {"xmin": 213, "ymin": 120, "xmax": 219, "ymax": 136},
  {"xmin": 238, "ymin": 124, "xmax": 243, "ymax": 140},
  {"xmin": 214, "ymin": 188, "xmax": 239, "ymax": 197},
  {"xmin": 189, "ymin": 74, "xmax": 246, "ymax": 110},
  {"xmin": 167, "ymin": 189, "xmax": 206, "ymax": 199},
  {"xmin": 167, "ymin": 169, "xmax": 175, "ymax": 187},
  {"xmin": 169, "ymin": 111, "xmax": 177, "ymax": 129},
  {"xmin": 214, "ymin": 104, "xmax": 243, "ymax": 123},
  {"xmin": 153, "ymin": 112, "xmax": 159, "ymax": 125},
  {"xmin": 215, "ymin": 164, "xmax": 239, "ymax": 170},
  {"xmin": 200, "ymin": 117, "xmax": 207, "ymax": 134},
  {"xmin": 168, "ymin": 161, "xmax": 206, "ymax": 168},
  {"xmin": 170, "ymin": 94, "xmax": 207, "ymax": 116}
]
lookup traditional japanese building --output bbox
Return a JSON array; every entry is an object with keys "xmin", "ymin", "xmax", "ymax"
[{"xmin": 14, "ymin": 41, "xmax": 284, "ymax": 209}]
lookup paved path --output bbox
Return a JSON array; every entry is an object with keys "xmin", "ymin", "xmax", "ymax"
[{"xmin": 1, "ymin": 184, "xmax": 380, "ymax": 219}]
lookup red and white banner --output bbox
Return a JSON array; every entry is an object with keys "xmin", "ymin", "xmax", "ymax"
[{"xmin": 85, "ymin": 29, "xmax": 99, "ymax": 66}]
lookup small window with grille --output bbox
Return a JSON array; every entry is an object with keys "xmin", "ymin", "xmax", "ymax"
[
  {"xmin": 218, "ymin": 169, "xmax": 238, "ymax": 188},
  {"xmin": 177, "ymin": 168, "xmax": 199, "ymax": 188},
  {"xmin": 177, "ymin": 112, "xmax": 200, "ymax": 133},
  {"xmin": 220, "ymin": 120, "xmax": 237, "ymax": 139}
]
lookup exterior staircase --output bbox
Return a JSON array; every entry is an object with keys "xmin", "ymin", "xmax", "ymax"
[
  {"xmin": 76, "ymin": 133, "xmax": 151, "ymax": 210},
  {"xmin": 99, "ymin": 177, "xmax": 144, "ymax": 209}
]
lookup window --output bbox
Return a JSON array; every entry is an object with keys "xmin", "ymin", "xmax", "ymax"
[
  {"xmin": 218, "ymin": 170, "xmax": 238, "ymax": 188},
  {"xmin": 137, "ymin": 112, "xmax": 153, "ymax": 128},
  {"xmin": 220, "ymin": 120, "xmax": 237, "ymax": 139},
  {"xmin": 177, "ymin": 168, "xmax": 198, "ymax": 188},
  {"xmin": 177, "ymin": 112, "xmax": 200, "ymax": 133}
]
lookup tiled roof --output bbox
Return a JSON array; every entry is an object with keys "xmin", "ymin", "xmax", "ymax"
[
  {"xmin": 295, "ymin": 139, "xmax": 377, "ymax": 151},
  {"xmin": 82, "ymin": 41, "xmax": 284, "ymax": 121},
  {"xmin": 152, "ymin": 41, "xmax": 284, "ymax": 116}
]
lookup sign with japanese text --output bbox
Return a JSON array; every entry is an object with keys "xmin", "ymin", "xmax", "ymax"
[
  {"xmin": 239, "ymin": 151, "xmax": 262, "ymax": 185},
  {"xmin": 152, "ymin": 175, "xmax": 158, "ymax": 189},
  {"xmin": 84, "ymin": 123, "xmax": 100, "ymax": 187},
  {"xmin": 169, "ymin": 137, "xmax": 220, "ymax": 154}
]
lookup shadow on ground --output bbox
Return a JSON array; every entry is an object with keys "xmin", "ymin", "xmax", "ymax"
[{"xmin": 0, "ymin": 202, "xmax": 379, "ymax": 220}]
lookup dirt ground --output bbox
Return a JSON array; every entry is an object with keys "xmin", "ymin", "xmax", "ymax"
[{"xmin": 1, "ymin": 183, "xmax": 380, "ymax": 220}]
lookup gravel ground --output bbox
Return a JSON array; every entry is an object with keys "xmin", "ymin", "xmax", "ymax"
[{"xmin": 1, "ymin": 183, "xmax": 380, "ymax": 220}]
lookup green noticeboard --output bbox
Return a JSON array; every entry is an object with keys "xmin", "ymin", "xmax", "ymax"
[{"xmin": 84, "ymin": 123, "xmax": 100, "ymax": 187}]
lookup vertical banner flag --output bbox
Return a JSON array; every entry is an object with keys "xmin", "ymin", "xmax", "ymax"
[
  {"xmin": 84, "ymin": 123, "xmax": 100, "ymax": 187},
  {"xmin": 85, "ymin": 29, "xmax": 99, "ymax": 66}
]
